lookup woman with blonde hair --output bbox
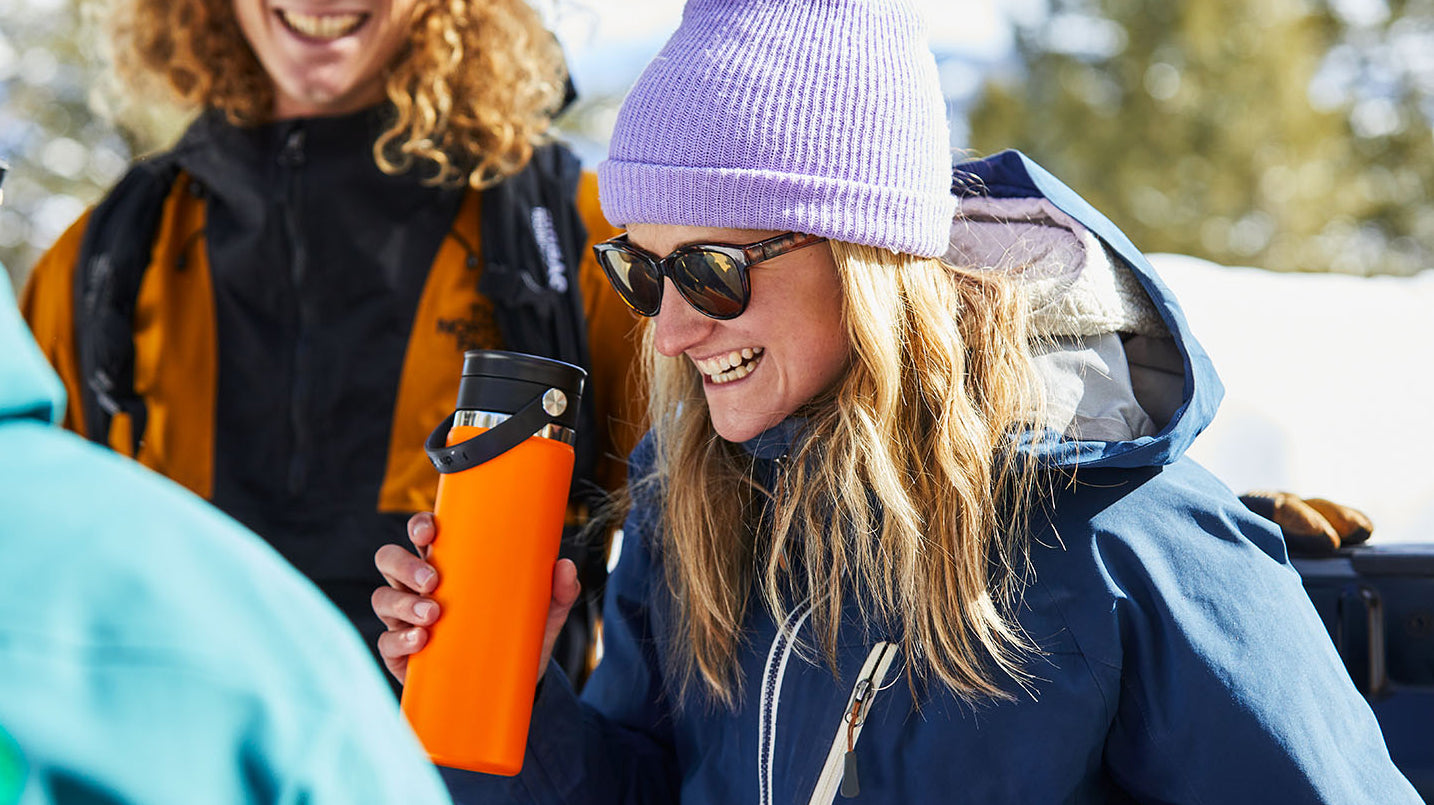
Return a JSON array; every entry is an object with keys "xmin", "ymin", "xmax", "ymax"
[
  {"xmin": 375, "ymin": 0, "xmax": 1419, "ymax": 801},
  {"xmin": 22, "ymin": 0, "xmax": 642, "ymax": 681}
]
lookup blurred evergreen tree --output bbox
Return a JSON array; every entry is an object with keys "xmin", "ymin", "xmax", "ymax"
[
  {"xmin": 0, "ymin": 0, "xmax": 185, "ymax": 288},
  {"xmin": 970, "ymin": 0, "xmax": 1434, "ymax": 275}
]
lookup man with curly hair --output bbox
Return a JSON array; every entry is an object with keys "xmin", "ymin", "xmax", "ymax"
[{"xmin": 20, "ymin": 0, "xmax": 643, "ymax": 686}]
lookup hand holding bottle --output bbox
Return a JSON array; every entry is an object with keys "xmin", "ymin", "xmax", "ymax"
[{"xmin": 372, "ymin": 512, "xmax": 582, "ymax": 685}]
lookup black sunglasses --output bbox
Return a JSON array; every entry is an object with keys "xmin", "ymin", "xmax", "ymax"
[{"xmin": 593, "ymin": 230, "xmax": 828, "ymax": 320}]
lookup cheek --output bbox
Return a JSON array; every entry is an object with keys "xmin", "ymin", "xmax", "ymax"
[
  {"xmin": 800, "ymin": 319, "xmax": 850, "ymax": 394},
  {"xmin": 374, "ymin": 19, "xmax": 408, "ymax": 56},
  {"xmin": 778, "ymin": 293, "xmax": 848, "ymax": 401},
  {"xmin": 377, "ymin": 2, "xmax": 418, "ymax": 53},
  {"xmin": 232, "ymin": 2, "xmax": 263, "ymax": 44},
  {"xmin": 809, "ymin": 275, "xmax": 850, "ymax": 379}
]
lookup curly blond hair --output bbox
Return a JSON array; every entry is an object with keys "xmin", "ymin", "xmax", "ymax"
[{"xmin": 108, "ymin": 0, "xmax": 567, "ymax": 187}]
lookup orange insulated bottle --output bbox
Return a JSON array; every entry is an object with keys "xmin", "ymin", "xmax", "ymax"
[{"xmin": 401, "ymin": 350, "xmax": 586, "ymax": 775}]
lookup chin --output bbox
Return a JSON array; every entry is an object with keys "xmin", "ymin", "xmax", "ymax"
[{"xmin": 709, "ymin": 413, "xmax": 781, "ymax": 445}]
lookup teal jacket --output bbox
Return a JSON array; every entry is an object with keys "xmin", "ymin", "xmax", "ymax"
[{"xmin": 0, "ymin": 273, "xmax": 450, "ymax": 803}]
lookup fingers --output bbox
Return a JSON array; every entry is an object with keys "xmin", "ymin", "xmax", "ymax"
[
  {"xmin": 1305, "ymin": 498, "xmax": 1374, "ymax": 546},
  {"xmin": 538, "ymin": 559, "xmax": 582, "ymax": 674},
  {"xmin": 552, "ymin": 557, "xmax": 581, "ymax": 609},
  {"xmin": 377, "ymin": 624, "xmax": 429, "ymax": 684},
  {"xmin": 372, "ymin": 526, "xmax": 440, "ymax": 685},
  {"xmin": 408, "ymin": 512, "xmax": 437, "ymax": 558},
  {"xmin": 376, "ymin": 543, "xmax": 438, "ymax": 594},
  {"xmin": 1242, "ymin": 490, "xmax": 1340, "ymax": 555},
  {"xmin": 1277, "ymin": 494, "xmax": 1342, "ymax": 553},
  {"xmin": 1238, "ymin": 491, "xmax": 1278, "ymax": 523},
  {"xmin": 371, "ymin": 584, "xmax": 441, "ymax": 632},
  {"xmin": 1242, "ymin": 490, "xmax": 1378, "ymax": 554}
]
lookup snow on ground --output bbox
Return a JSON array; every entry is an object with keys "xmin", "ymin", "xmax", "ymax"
[{"xmin": 1149, "ymin": 254, "xmax": 1434, "ymax": 545}]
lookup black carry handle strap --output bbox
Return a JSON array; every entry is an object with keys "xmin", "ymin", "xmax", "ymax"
[{"xmin": 425, "ymin": 392, "xmax": 557, "ymax": 474}]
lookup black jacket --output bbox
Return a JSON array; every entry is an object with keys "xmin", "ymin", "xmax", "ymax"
[{"xmin": 23, "ymin": 107, "xmax": 643, "ymax": 679}]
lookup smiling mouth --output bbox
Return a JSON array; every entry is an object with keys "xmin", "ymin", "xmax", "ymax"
[
  {"xmin": 696, "ymin": 347, "xmax": 764, "ymax": 385},
  {"xmin": 276, "ymin": 8, "xmax": 369, "ymax": 40}
]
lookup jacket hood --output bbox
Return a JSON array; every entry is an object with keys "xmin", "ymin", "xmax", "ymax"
[
  {"xmin": 0, "ymin": 273, "xmax": 65, "ymax": 427},
  {"xmin": 736, "ymin": 152, "xmax": 1221, "ymax": 472},
  {"xmin": 948, "ymin": 150, "xmax": 1223, "ymax": 471}
]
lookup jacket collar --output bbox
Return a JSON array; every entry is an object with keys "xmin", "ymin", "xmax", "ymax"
[
  {"xmin": 738, "ymin": 417, "xmax": 806, "ymax": 461},
  {"xmin": 170, "ymin": 106, "xmax": 458, "ymax": 226}
]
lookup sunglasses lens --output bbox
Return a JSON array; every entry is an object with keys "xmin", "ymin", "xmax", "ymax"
[
  {"xmin": 599, "ymin": 247, "xmax": 662, "ymax": 315},
  {"xmin": 672, "ymin": 251, "xmax": 746, "ymax": 319}
]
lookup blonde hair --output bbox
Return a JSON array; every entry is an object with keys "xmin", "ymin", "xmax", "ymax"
[
  {"xmin": 107, "ymin": 0, "xmax": 566, "ymax": 188},
  {"xmin": 640, "ymin": 241, "xmax": 1046, "ymax": 707}
]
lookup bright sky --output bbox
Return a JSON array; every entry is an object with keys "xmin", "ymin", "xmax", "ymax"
[{"xmin": 549, "ymin": 0, "xmax": 1018, "ymax": 96}]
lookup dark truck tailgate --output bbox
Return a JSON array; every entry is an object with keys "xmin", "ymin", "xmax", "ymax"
[{"xmin": 1296, "ymin": 545, "xmax": 1434, "ymax": 801}]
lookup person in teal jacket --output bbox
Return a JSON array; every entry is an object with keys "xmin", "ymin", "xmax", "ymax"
[
  {"xmin": 0, "ymin": 204, "xmax": 451, "ymax": 800},
  {"xmin": 375, "ymin": 1, "xmax": 1420, "ymax": 802}
]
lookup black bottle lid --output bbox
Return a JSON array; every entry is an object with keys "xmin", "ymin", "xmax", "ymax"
[{"xmin": 454, "ymin": 350, "xmax": 586, "ymax": 430}]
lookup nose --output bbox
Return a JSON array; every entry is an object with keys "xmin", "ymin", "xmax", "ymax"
[{"xmin": 652, "ymin": 279, "xmax": 716, "ymax": 357}]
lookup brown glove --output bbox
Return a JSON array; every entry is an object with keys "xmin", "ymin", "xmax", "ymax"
[{"xmin": 1239, "ymin": 490, "xmax": 1374, "ymax": 556}]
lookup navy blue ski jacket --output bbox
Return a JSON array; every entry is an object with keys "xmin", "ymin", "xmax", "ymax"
[{"xmin": 441, "ymin": 151, "xmax": 1419, "ymax": 804}]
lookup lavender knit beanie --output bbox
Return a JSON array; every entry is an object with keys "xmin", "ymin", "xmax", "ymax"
[{"xmin": 598, "ymin": 0, "xmax": 956, "ymax": 258}]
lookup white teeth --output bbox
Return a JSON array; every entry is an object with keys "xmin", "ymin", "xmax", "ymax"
[
  {"xmin": 713, "ymin": 362, "xmax": 755, "ymax": 384},
  {"xmin": 278, "ymin": 9, "xmax": 366, "ymax": 40},
  {"xmin": 695, "ymin": 346, "xmax": 764, "ymax": 384}
]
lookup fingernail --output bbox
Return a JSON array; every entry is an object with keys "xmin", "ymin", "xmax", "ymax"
[
  {"xmin": 406, "ymin": 628, "xmax": 421, "ymax": 644},
  {"xmin": 415, "ymin": 567, "xmax": 436, "ymax": 589},
  {"xmin": 415, "ymin": 601, "xmax": 437, "ymax": 622}
]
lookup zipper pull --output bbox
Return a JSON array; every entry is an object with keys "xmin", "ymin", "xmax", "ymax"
[
  {"xmin": 279, "ymin": 129, "xmax": 306, "ymax": 168},
  {"xmin": 840, "ymin": 749, "xmax": 860, "ymax": 798},
  {"xmin": 841, "ymin": 679, "xmax": 871, "ymax": 798}
]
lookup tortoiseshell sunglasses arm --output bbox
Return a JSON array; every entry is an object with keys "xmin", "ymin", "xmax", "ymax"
[{"xmin": 740, "ymin": 231, "xmax": 827, "ymax": 265}]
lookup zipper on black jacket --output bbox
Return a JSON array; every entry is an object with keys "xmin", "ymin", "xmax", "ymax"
[{"xmin": 279, "ymin": 127, "xmax": 312, "ymax": 498}]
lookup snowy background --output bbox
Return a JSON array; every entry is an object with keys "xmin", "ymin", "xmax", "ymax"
[
  {"xmin": 1154, "ymin": 255, "xmax": 1434, "ymax": 545},
  {"xmin": 547, "ymin": 0, "xmax": 1433, "ymax": 546}
]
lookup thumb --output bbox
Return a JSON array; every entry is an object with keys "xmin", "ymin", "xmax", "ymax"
[{"xmin": 538, "ymin": 559, "xmax": 581, "ymax": 674}]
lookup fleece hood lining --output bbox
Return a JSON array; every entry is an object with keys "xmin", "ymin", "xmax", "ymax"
[
  {"xmin": 947, "ymin": 195, "xmax": 1169, "ymax": 340},
  {"xmin": 944, "ymin": 194, "xmax": 1183, "ymax": 443}
]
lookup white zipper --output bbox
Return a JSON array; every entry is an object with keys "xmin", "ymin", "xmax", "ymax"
[
  {"xmin": 758, "ymin": 601, "xmax": 813, "ymax": 805},
  {"xmin": 807, "ymin": 641, "xmax": 900, "ymax": 805}
]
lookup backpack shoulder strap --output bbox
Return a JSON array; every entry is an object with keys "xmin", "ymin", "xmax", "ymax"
[
  {"xmin": 73, "ymin": 151, "xmax": 183, "ymax": 454},
  {"xmin": 478, "ymin": 143, "xmax": 600, "ymax": 504},
  {"xmin": 479, "ymin": 143, "xmax": 616, "ymax": 689}
]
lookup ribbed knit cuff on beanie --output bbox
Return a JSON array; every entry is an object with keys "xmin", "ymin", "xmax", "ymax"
[{"xmin": 598, "ymin": 0, "xmax": 956, "ymax": 258}]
